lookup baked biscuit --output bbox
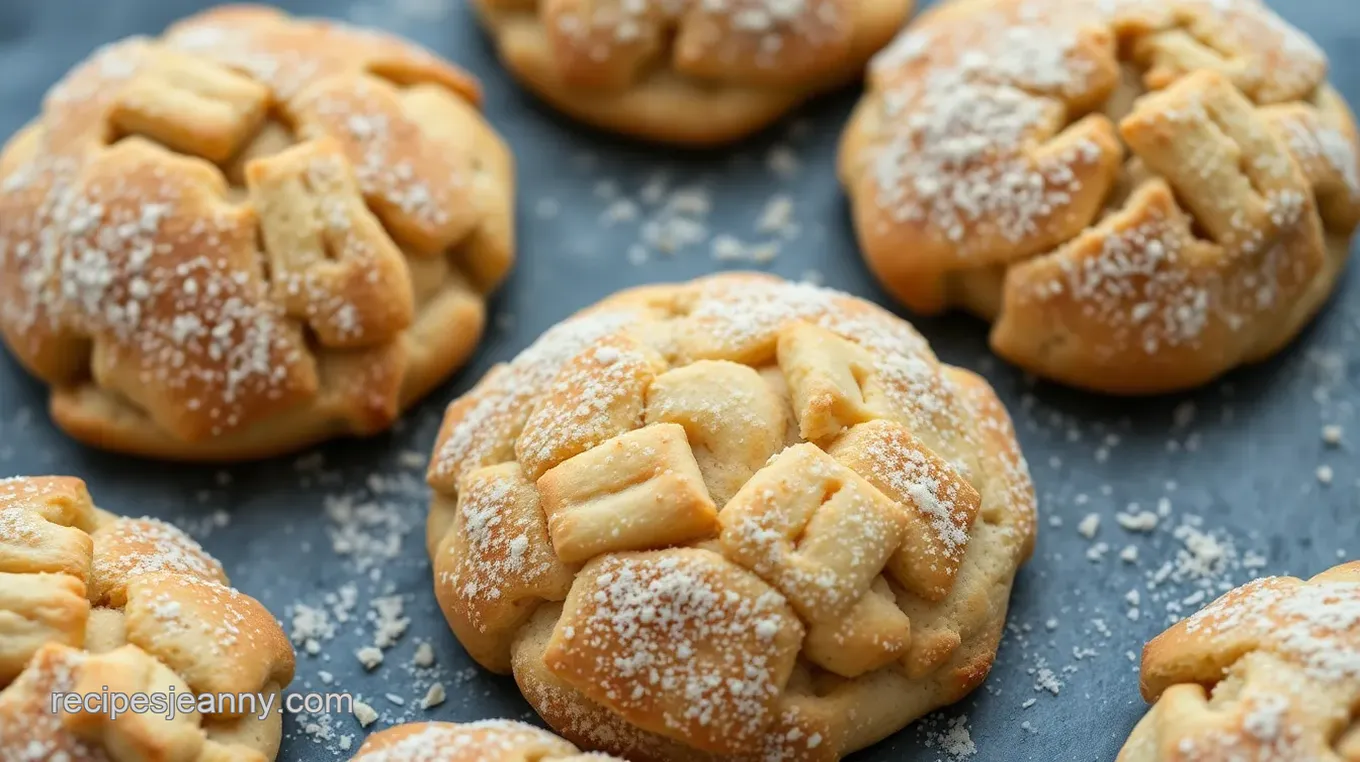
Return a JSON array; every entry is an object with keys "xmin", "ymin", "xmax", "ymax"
[
  {"xmin": 1118, "ymin": 561, "xmax": 1360, "ymax": 761},
  {"xmin": 470, "ymin": 0, "xmax": 916, "ymax": 145},
  {"xmin": 0, "ymin": 5, "xmax": 514, "ymax": 460},
  {"xmin": 840, "ymin": 0, "xmax": 1360, "ymax": 394},
  {"xmin": 0, "ymin": 475, "xmax": 295, "ymax": 760},
  {"xmin": 426, "ymin": 273, "xmax": 1037, "ymax": 761},
  {"xmin": 351, "ymin": 720, "xmax": 624, "ymax": 761}
]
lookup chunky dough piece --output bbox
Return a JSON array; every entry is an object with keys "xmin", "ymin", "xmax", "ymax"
[
  {"xmin": 350, "ymin": 719, "xmax": 625, "ymax": 761},
  {"xmin": 470, "ymin": 0, "xmax": 916, "ymax": 145},
  {"xmin": 427, "ymin": 273, "xmax": 1038, "ymax": 761},
  {"xmin": 0, "ymin": 6, "xmax": 515, "ymax": 460},
  {"xmin": 1118, "ymin": 561, "xmax": 1360, "ymax": 762},
  {"xmin": 0, "ymin": 476, "xmax": 295, "ymax": 761},
  {"xmin": 840, "ymin": 0, "xmax": 1360, "ymax": 393}
]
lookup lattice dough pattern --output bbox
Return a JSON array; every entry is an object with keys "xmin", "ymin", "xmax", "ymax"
[
  {"xmin": 840, "ymin": 0, "xmax": 1360, "ymax": 394},
  {"xmin": 0, "ymin": 6, "xmax": 515, "ymax": 460},
  {"xmin": 1118, "ymin": 561, "xmax": 1360, "ymax": 762},
  {"xmin": 351, "ymin": 719, "xmax": 626, "ymax": 761},
  {"xmin": 0, "ymin": 476, "xmax": 295, "ymax": 761},
  {"xmin": 468, "ymin": 0, "xmax": 916, "ymax": 144},
  {"xmin": 426, "ymin": 274, "xmax": 1038, "ymax": 761}
]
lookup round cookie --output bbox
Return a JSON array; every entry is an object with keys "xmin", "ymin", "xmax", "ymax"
[
  {"xmin": 0, "ymin": 475, "xmax": 295, "ymax": 760},
  {"xmin": 470, "ymin": 0, "xmax": 916, "ymax": 145},
  {"xmin": 1118, "ymin": 561, "xmax": 1360, "ymax": 761},
  {"xmin": 839, "ymin": 0, "xmax": 1360, "ymax": 394},
  {"xmin": 351, "ymin": 720, "xmax": 624, "ymax": 761},
  {"xmin": 0, "ymin": 5, "xmax": 515, "ymax": 460},
  {"xmin": 425, "ymin": 273, "xmax": 1037, "ymax": 761}
]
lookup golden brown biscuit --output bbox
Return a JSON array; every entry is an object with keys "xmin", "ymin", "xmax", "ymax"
[
  {"xmin": 1117, "ymin": 561, "xmax": 1360, "ymax": 761},
  {"xmin": 840, "ymin": 0, "xmax": 1360, "ymax": 394},
  {"xmin": 0, "ymin": 5, "xmax": 515, "ymax": 460},
  {"xmin": 350, "ymin": 720, "xmax": 624, "ymax": 761},
  {"xmin": 0, "ymin": 476, "xmax": 295, "ymax": 760},
  {"xmin": 426, "ymin": 273, "xmax": 1037, "ymax": 761},
  {"xmin": 471, "ymin": 0, "xmax": 916, "ymax": 145}
]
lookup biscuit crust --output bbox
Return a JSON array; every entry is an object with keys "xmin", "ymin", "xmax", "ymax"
[
  {"xmin": 351, "ymin": 720, "xmax": 625, "ymax": 761},
  {"xmin": 0, "ymin": 476, "xmax": 295, "ymax": 761},
  {"xmin": 471, "ymin": 0, "xmax": 916, "ymax": 145},
  {"xmin": 0, "ymin": 5, "xmax": 514, "ymax": 459},
  {"xmin": 426, "ymin": 273, "xmax": 1037, "ymax": 761},
  {"xmin": 840, "ymin": 0, "xmax": 1360, "ymax": 394},
  {"xmin": 1117, "ymin": 561, "xmax": 1360, "ymax": 761}
]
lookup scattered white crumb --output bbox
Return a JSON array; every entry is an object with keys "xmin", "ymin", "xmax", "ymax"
[
  {"xmin": 1322, "ymin": 424, "xmax": 1343, "ymax": 446},
  {"xmin": 1318, "ymin": 465, "xmax": 1335, "ymax": 485},
  {"xmin": 353, "ymin": 701, "xmax": 378, "ymax": 727},
  {"xmin": 1116, "ymin": 510, "xmax": 1158, "ymax": 532},
  {"xmin": 397, "ymin": 450, "xmax": 427, "ymax": 469},
  {"xmin": 356, "ymin": 647, "xmax": 383, "ymax": 670},
  {"xmin": 1077, "ymin": 513, "xmax": 1101, "ymax": 539},
  {"xmin": 413, "ymin": 642, "xmax": 435, "ymax": 668},
  {"xmin": 420, "ymin": 682, "xmax": 446, "ymax": 709},
  {"xmin": 370, "ymin": 596, "xmax": 409, "ymax": 649},
  {"xmin": 756, "ymin": 194, "xmax": 799, "ymax": 239},
  {"xmin": 766, "ymin": 145, "xmax": 800, "ymax": 178}
]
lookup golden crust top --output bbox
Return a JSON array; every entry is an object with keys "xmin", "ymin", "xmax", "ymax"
[
  {"xmin": 1118, "ymin": 561, "xmax": 1360, "ymax": 762},
  {"xmin": 839, "ymin": 0, "xmax": 1360, "ymax": 394},
  {"xmin": 351, "ymin": 719, "xmax": 626, "ymax": 761},
  {"xmin": 0, "ymin": 5, "xmax": 514, "ymax": 460},
  {"xmin": 0, "ymin": 475, "xmax": 295, "ymax": 761},
  {"xmin": 470, "ymin": 0, "xmax": 916, "ymax": 144},
  {"xmin": 426, "ymin": 273, "xmax": 1037, "ymax": 760}
]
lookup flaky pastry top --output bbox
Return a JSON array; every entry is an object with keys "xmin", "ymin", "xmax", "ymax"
[
  {"xmin": 426, "ymin": 273, "xmax": 1037, "ymax": 761},
  {"xmin": 0, "ymin": 476, "xmax": 295, "ymax": 761},
  {"xmin": 0, "ymin": 5, "xmax": 513, "ymax": 457},
  {"xmin": 350, "ymin": 720, "xmax": 624, "ymax": 761},
  {"xmin": 840, "ymin": 0, "xmax": 1360, "ymax": 393},
  {"xmin": 470, "ymin": 0, "xmax": 915, "ymax": 144},
  {"xmin": 1119, "ymin": 561, "xmax": 1360, "ymax": 761}
]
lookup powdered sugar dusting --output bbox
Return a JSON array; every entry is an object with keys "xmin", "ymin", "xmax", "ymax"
[
  {"xmin": 0, "ymin": 646, "xmax": 102, "ymax": 762},
  {"xmin": 864, "ymin": 435, "xmax": 971, "ymax": 558},
  {"xmin": 1184, "ymin": 573, "xmax": 1360, "ymax": 684},
  {"xmin": 1283, "ymin": 117, "xmax": 1360, "ymax": 202},
  {"xmin": 514, "ymin": 337, "xmax": 657, "ymax": 476},
  {"xmin": 429, "ymin": 307, "xmax": 643, "ymax": 487},
  {"xmin": 547, "ymin": 0, "xmax": 847, "ymax": 76},
  {"xmin": 427, "ymin": 274, "xmax": 1037, "ymax": 758},
  {"xmin": 439, "ymin": 467, "xmax": 570, "ymax": 634},
  {"xmin": 865, "ymin": 4, "xmax": 1108, "ymax": 254},
  {"xmin": 549, "ymin": 550, "xmax": 801, "ymax": 751},
  {"xmin": 851, "ymin": 0, "xmax": 1356, "ymax": 380},
  {"xmin": 350, "ymin": 719, "xmax": 593, "ymax": 761},
  {"xmin": 93, "ymin": 516, "xmax": 227, "ymax": 588}
]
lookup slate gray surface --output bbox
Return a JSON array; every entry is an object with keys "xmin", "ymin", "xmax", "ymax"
[{"xmin": 0, "ymin": 1, "xmax": 1356, "ymax": 760}]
